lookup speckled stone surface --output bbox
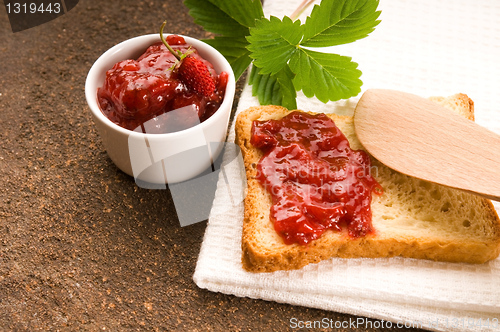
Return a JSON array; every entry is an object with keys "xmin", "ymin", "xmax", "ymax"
[{"xmin": 0, "ymin": 1, "xmax": 423, "ymax": 330}]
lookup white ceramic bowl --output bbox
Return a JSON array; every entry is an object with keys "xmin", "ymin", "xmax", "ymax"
[{"xmin": 85, "ymin": 34, "xmax": 235, "ymax": 184}]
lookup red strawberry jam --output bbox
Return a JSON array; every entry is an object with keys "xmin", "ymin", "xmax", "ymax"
[
  {"xmin": 251, "ymin": 111, "xmax": 383, "ymax": 245},
  {"xmin": 97, "ymin": 35, "xmax": 228, "ymax": 133}
]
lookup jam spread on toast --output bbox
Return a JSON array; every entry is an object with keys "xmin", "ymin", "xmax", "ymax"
[{"xmin": 251, "ymin": 111, "xmax": 383, "ymax": 245}]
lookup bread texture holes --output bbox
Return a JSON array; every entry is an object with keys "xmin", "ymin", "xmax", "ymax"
[
  {"xmin": 430, "ymin": 189, "xmax": 441, "ymax": 200},
  {"xmin": 441, "ymin": 202, "xmax": 452, "ymax": 212},
  {"xmin": 424, "ymin": 216, "xmax": 436, "ymax": 223},
  {"xmin": 419, "ymin": 180, "xmax": 432, "ymax": 190},
  {"xmin": 393, "ymin": 177, "xmax": 406, "ymax": 186}
]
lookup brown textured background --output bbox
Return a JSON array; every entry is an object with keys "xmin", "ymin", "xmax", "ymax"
[{"xmin": 0, "ymin": 0, "xmax": 424, "ymax": 330}]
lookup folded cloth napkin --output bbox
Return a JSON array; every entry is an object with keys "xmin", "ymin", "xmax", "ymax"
[{"xmin": 194, "ymin": 0, "xmax": 500, "ymax": 331}]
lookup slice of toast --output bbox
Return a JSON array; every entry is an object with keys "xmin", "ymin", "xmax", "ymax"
[{"xmin": 235, "ymin": 94, "xmax": 500, "ymax": 272}]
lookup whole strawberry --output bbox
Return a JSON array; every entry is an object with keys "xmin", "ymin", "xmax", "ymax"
[
  {"xmin": 178, "ymin": 56, "xmax": 216, "ymax": 97},
  {"xmin": 160, "ymin": 22, "xmax": 216, "ymax": 98}
]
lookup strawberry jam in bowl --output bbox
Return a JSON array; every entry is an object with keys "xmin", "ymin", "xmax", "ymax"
[
  {"xmin": 97, "ymin": 34, "xmax": 229, "ymax": 134},
  {"xmin": 85, "ymin": 33, "xmax": 235, "ymax": 184}
]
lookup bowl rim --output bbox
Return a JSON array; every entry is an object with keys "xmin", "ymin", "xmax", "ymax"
[{"xmin": 85, "ymin": 33, "xmax": 236, "ymax": 139}]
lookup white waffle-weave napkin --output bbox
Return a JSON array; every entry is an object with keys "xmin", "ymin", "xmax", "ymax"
[{"xmin": 194, "ymin": 1, "xmax": 500, "ymax": 331}]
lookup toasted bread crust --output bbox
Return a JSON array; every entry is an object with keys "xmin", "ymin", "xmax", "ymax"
[
  {"xmin": 236, "ymin": 98, "xmax": 500, "ymax": 273},
  {"xmin": 429, "ymin": 93, "xmax": 475, "ymax": 121}
]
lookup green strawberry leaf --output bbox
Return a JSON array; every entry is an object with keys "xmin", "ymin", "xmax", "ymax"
[
  {"xmin": 204, "ymin": 0, "xmax": 264, "ymax": 29},
  {"xmin": 289, "ymin": 48, "xmax": 362, "ymax": 103},
  {"xmin": 273, "ymin": 65, "xmax": 298, "ymax": 110},
  {"xmin": 203, "ymin": 36, "xmax": 252, "ymax": 80},
  {"xmin": 249, "ymin": 65, "xmax": 297, "ymax": 109},
  {"xmin": 184, "ymin": 0, "xmax": 249, "ymax": 37},
  {"xmin": 185, "ymin": 0, "xmax": 380, "ymax": 108},
  {"xmin": 301, "ymin": 0, "xmax": 381, "ymax": 47},
  {"xmin": 246, "ymin": 16, "xmax": 304, "ymax": 75},
  {"xmin": 184, "ymin": 0, "xmax": 263, "ymax": 37}
]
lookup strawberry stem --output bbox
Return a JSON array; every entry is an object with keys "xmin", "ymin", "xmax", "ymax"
[
  {"xmin": 290, "ymin": 0, "xmax": 315, "ymax": 20},
  {"xmin": 160, "ymin": 21, "xmax": 181, "ymax": 62}
]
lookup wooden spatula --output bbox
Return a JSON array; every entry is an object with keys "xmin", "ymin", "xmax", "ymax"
[{"xmin": 353, "ymin": 89, "xmax": 500, "ymax": 202}]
